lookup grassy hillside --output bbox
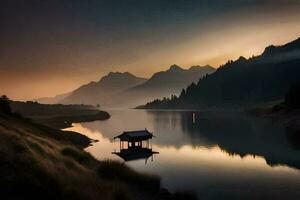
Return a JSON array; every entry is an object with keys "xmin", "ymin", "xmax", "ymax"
[
  {"xmin": 0, "ymin": 112, "xmax": 167, "ymax": 200},
  {"xmin": 0, "ymin": 104, "xmax": 196, "ymax": 200}
]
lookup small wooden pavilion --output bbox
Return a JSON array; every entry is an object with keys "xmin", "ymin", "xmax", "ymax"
[
  {"xmin": 113, "ymin": 129, "xmax": 158, "ymax": 163},
  {"xmin": 113, "ymin": 129, "xmax": 154, "ymax": 150}
]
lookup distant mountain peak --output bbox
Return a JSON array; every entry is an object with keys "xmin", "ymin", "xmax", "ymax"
[
  {"xmin": 168, "ymin": 64, "xmax": 183, "ymax": 72},
  {"xmin": 284, "ymin": 36, "xmax": 300, "ymax": 47},
  {"xmin": 262, "ymin": 45, "xmax": 277, "ymax": 56},
  {"xmin": 107, "ymin": 72, "xmax": 119, "ymax": 76},
  {"xmin": 60, "ymin": 70, "xmax": 147, "ymax": 105},
  {"xmin": 262, "ymin": 37, "xmax": 300, "ymax": 57},
  {"xmin": 107, "ymin": 71, "xmax": 131, "ymax": 77},
  {"xmin": 100, "ymin": 71, "xmax": 140, "ymax": 82},
  {"xmin": 237, "ymin": 56, "xmax": 247, "ymax": 62}
]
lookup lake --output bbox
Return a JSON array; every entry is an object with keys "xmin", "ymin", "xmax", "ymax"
[{"xmin": 65, "ymin": 109, "xmax": 300, "ymax": 200}]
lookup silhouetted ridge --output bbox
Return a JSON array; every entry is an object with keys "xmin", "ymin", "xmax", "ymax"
[
  {"xmin": 237, "ymin": 56, "xmax": 247, "ymax": 62},
  {"xmin": 139, "ymin": 36, "xmax": 300, "ymax": 109},
  {"xmin": 97, "ymin": 72, "xmax": 145, "ymax": 87},
  {"xmin": 262, "ymin": 37, "xmax": 300, "ymax": 57},
  {"xmin": 36, "ymin": 64, "xmax": 215, "ymax": 108},
  {"xmin": 128, "ymin": 64, "xmax": 215, "ymax": 94},
  {"xmin": 101, "ymin": 64, "xmax": 215, "ymax": 108},
  {"xmin": 168, "ymin": 64, "xmax": 184, "ymax": 72},
  {"xmin": 262, "ymin": 45, "xmax": 277, "ymax": 56},
  {"xmin": 59, "ymin": 71, "xmax": 147, "ymax": 106}
]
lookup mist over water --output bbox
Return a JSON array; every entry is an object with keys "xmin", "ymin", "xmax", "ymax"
[{"xmin": 66, "ymin": 109, "xmax": 300, "ymax": 199}]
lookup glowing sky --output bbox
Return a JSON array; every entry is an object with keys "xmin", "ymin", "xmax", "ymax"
[{"xmin": 1, "ymin": 0, "xmax": 300, "ymax": 100}]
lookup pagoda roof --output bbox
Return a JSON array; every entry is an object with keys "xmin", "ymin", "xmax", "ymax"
[{"xmin": 114, "ymin": 129, "xmax": 153, "ymax": 141}]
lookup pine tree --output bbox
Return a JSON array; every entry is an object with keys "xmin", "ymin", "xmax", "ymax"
[{"xmin": 0, "ymin": 95, "xmax": 12, "ymax": 114}]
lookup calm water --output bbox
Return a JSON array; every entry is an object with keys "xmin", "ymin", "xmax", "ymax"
[{"xmin": 65, "ymin": 109, "xmax": 300, "ymax": 200}]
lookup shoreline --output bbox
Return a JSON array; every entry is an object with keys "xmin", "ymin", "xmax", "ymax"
[
  {"xmin": 10, "ymin": 109, "xmax": 111, "ymax": 149},
  {"xmin": 0, "ymin": 111, "xmax": 197, "ymax": 200},
  {"xmin": 35, "ymin": 111, "xmax": 111, "ymax": 148},
  {"xmin": 35, "ymin": 110, "xmax": 111, "ymax": 129},
  {"xmin": 247, "ymin": 105, "xmax": 300, "ymax": 146}
]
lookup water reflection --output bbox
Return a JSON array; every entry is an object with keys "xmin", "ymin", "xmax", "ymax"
[
  {"xmin": 112, "ymin": 129, "xmax": 159, "ymax": 163},
  {"xmin": 113, "ymin": 148, "xmax": 158, "ymax": 163},
  {"xmin": 145, "ymin": 110, "xmax": 300, "ymax": 170},
  {"xmin": 65, "ymin": 109, "xmax": 300, "ymax": 199}
]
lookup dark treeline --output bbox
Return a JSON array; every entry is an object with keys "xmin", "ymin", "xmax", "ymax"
[
  {"xmin": 139, "ymin": 37, "xmax": 300, "ymax": 109},
  {"xmin": 0, "ymin": 95, "xmax": 11, "ymax": 114}
]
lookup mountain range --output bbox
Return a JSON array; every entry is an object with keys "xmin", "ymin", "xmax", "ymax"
[
  {"xmin": 34, "ymin": 92, "xmax": 70, "ymax": 104},
  {"xmin": 37, "ymin": 65, "xmax": 215, "ymax": 108},
  {"xmin": 139, "ymin": 37, "xmax": 300, "ymax": 109},
  {"xmin": 110, "ymin": 65, "xmax": 215, "ymax": 107},
  {"xmin": 59, "ymin": 72, "xmax": 147, "ymax": 106},
  {"xmin": 130, "ymin": 65, "xmax": 214, "ymax": 95}
]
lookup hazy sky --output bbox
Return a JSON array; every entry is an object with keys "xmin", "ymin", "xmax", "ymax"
[{"xmin": 1, "ymin": 0, "xmax": 300, "ymax": 100}]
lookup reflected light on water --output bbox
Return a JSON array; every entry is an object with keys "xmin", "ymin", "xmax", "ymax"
[
  {"xmin": 64, "ymin": 109, "xmax": 300, "ymax": 199},
  {"xmin": 65, "ymin": 123, "xmax": 299, "ymax": 175}
]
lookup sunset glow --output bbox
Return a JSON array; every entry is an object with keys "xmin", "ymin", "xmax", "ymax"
[{"xmin": 1, "ymin": 1, "xmax": 300, "ymax": 100}]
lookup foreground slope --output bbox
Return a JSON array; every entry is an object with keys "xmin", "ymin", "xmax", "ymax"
[
  {"xmin": 0, "ymin": 102, "xmax": 197, "ymax": 200},
  {"xmin": 0, "ymin": 112, "xmax": 171, "ymax": 200}
]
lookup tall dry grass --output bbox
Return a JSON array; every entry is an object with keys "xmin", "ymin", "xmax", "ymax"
[
  {"xmin": 0, "ymin": 112, "xmax": 196, "ymax": 200},
  {"xmin": 0, "ymin": 113, "xmax": 137, "ymax": 200}
]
